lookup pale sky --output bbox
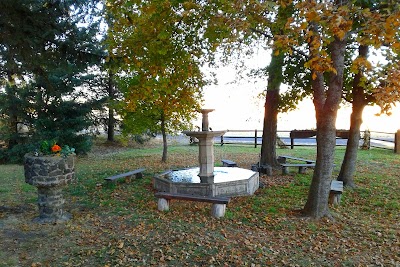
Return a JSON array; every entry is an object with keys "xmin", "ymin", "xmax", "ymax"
[
  {"xmin": 200, "ymin": 51, "xmax": 400, "ymax": 133},
  {"xmin": 202, "ymin": 90, "xmax": 400, "ymax": 133}
]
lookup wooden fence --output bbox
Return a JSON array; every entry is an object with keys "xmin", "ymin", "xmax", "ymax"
[{"xmin": 217, "ymin": 129, "xmax": 400, "ymax": 153}]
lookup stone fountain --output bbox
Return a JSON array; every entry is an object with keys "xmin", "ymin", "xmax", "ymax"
[{"xmin": 153, "ymin": 109, "xmax": 259, "ymax": 197}]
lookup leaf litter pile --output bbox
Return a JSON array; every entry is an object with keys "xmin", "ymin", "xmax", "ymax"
[{"xmin": 0, "ymin": 141, "xmax": 399, "ymax": 266}]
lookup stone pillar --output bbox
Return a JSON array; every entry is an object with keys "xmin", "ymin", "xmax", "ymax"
[
  {"xmin": 24, "ymin": 154, "xmax": 75, "ymax": 223},
  {"xmin": 198, "ymin": 137, "xmax": 215, "ymax": 183},
  {"xmin": 36, "ymin": 187, "xmax": 70, "ymax": 223}
]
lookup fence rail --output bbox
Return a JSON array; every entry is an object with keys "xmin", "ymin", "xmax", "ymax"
[
  {"xmin": 216, "ymin": 129, "xmax": 400, "ymax": 153},
  {"xmin": 369, "ymin": 131, "xmax": 396, "ymax": 151}
]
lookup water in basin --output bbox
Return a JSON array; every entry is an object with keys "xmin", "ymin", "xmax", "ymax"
[{"xmin": 166, "ymin": 167, "xmax": 256, "ymax": 183}]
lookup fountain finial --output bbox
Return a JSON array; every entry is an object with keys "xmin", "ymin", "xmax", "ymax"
[{"xmin": 201, "ymin": 109, "xmax": 214, "ymax": 131}]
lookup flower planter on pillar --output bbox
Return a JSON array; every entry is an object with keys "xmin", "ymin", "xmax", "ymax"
[{"xmin": 24, "ymin": 154, "xmax": 75, "ymax": 223}]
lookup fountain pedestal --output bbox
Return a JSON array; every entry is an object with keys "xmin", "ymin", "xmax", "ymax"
[
  {"xmin": 183, "ymin": 109, "xmax": 225, "ymax": 183},
  {"xmin": 24, "ymin": 154, "xmax": 75, "ymax": 223},
  {"xmin": 198, "ymin": 133, "xmax": 216, "ymax": 183}
]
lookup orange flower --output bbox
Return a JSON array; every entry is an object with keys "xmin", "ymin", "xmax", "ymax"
[{"xmin": 51, "ymin": 144, "xmax": 62, "ymax": 153}]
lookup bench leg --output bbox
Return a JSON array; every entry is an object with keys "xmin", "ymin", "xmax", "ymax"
[
  {"xmin": 135, "ymin": 173, "xmax": 143, "ymax": 179},
  {"xmin": 329, "ymin": 192, "xmax": 342, "ymax": 205},
  {"xmin": 282, "ymin": 166, "xmax": 289, "ymax": 175},
  {"xmin": 211, "ymin": 204, "xmax": 226, "ymax": 218},
  {"xmin": 298, "ymin": 166, "xmax": 307, "ymax": 174},
  {"xmin": 157, "ymin": 198, "xmax": 170, "ymax": 211}
]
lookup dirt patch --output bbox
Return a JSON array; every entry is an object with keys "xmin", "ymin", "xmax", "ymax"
[
  {"xmin": 2, "ymin": 228, "xmax": 46, "ymax": 240},
  {"xmin": 0, "ymin": 206, "xmax": 72, "ymax": 266},
  {"xmin": 0, "ymin": 205, "xmax": 31, "ymax": 214}
]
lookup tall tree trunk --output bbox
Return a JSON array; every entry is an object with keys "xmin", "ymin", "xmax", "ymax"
[
  {"xmin": 107, "ymin": 70, "xmax": 115, "ymax": 142},
  {"xmin": 259, "ymin": 5, "xmax": 292, "ymax": 168},
  {"xmin": 260, "ymin": 50, "xmax": 284, "ymax": 168},
  {"xmin": 337, "ymin": 45, "xmax": 369, "ymax": 188},
  {"xmin": 6, "ymin": 74, "xmax": 18, "ymax": 150},
  {"xmin": 304, "ymin": 104, "xmax": 338, "ymax": 218},
  {"xmin": 337, "ymin": 103, "xmax": 365, "ymax": 188},
  {"xmin": 161, "ymin": 113, "xmax": 168, "ymax": 162},
  {"xmin": 107, "ymin": 108, "xmax": 115, "ymax": 142},
  {"xmin": 8, "ymin": 111, "xmax": 18, "ymax": 149},
  {"xmin": 304, "ymin": 35, "xmax": 346, "ymax": 219}
]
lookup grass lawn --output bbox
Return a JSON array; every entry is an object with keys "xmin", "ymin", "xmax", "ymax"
[{"xmin": 0, "ymin": 141, "xmax": 399, "ymax": 266}]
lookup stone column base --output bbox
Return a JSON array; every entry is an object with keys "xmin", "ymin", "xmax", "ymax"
[
  {"xmin": 199, "ymin": 175, "xmax": 214, "ymax": 184},
  {"xmin": 34, "ymin": 187, "xmax": 71, "ymax": 223}
]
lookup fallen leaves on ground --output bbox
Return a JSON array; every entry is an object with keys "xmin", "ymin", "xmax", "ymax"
[{"xmin": 0, "ymin": 143, "xmax": 399, "ymax": 266}]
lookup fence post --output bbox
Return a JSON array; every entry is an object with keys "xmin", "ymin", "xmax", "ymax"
[
  {"xmin": 254, "ymin": 129, "xmax": 257, "ymax": 148},
  {"xmin": 395, "ymin": 130, "xmax": 400, "ymax": 154}
]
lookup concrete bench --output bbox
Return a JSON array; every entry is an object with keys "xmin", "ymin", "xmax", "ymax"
[
  {"xmin": 278, "ymin": 155, "xmax": 316, "ymax": 164},
  {"xmin": 104, "ymin": 168, "xmax": 146, "ymax": 183},
  {"xmin": 154, "ymin": 192, "xmax": 230, "ymax": 218},
  {"xmin": 329, "ymin": 180, "xmax": 343, "ymax": 205},
  {"xmin": 221, "ymin": 159, "xmax": 237, "ymax": 167},
  {"xmin": 280, "ymin": 163, "xmax": 316, "ymax": 175}
]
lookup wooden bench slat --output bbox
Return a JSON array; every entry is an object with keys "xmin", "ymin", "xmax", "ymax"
[
  {"xmin": 280, "ymin": 163, "xmax": 315, "ymax": 174},
  {"xmin": 155, "ymin": 192, "xmax": 230, "ymax": 204},
  {"xmin": 280, "ymin": 161, "xmax": 336, "ymax": 175},
  {"xmin": 280, "ymin": 163, "xmax": 316, "ymax": 167},
  {"xmin": 278, "ymin": 155, "xmax": 316, "ymax": 163}
]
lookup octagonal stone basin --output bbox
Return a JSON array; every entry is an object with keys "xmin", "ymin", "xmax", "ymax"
[{"xmin": 154, "ymin": 167, "xmax": 259, "ymax": 197}]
